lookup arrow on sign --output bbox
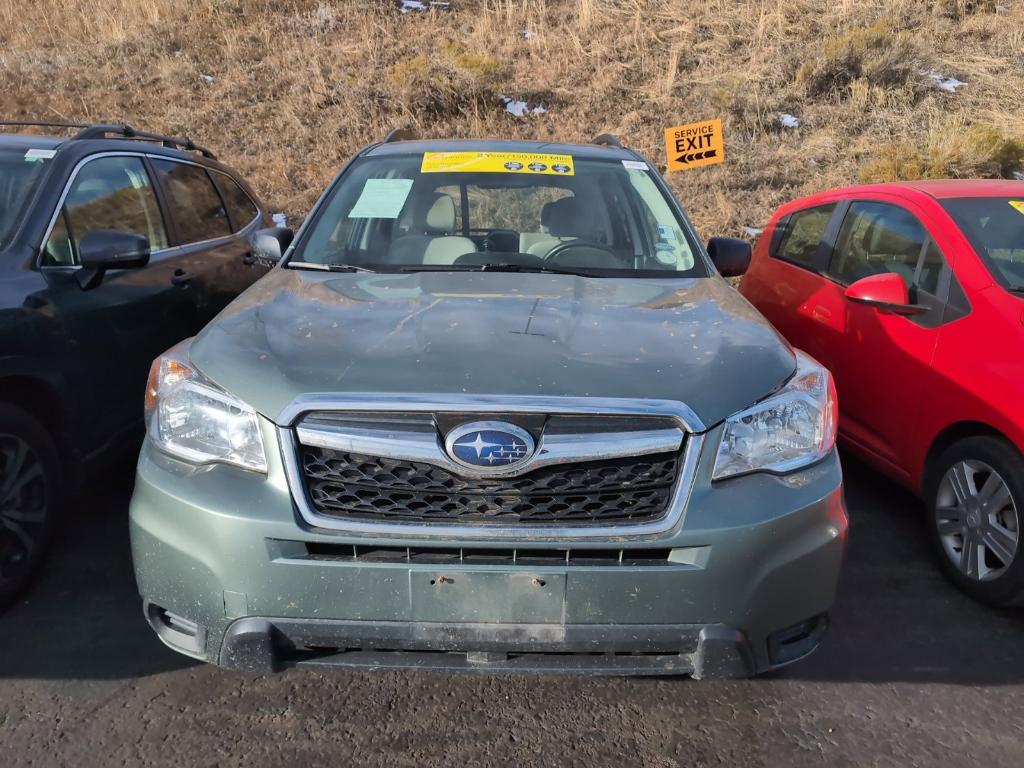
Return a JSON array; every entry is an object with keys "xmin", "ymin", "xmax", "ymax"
[{"xmin": 675, "ymin": 149, "xmax": 718, "ymax": 165}]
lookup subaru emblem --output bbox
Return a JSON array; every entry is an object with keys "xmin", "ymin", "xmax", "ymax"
[{"xmin": 444, "ymin": 421, "xmax": 536, "ymax": 471}]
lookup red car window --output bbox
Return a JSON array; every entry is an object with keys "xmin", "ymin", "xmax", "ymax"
[
  {"xmin": 775, "ymin": 204, "xmax": 835, "ymax": 269},
  {"xmin": 828, "ymin": 202, "xmax": 934, "ymax": 292}
]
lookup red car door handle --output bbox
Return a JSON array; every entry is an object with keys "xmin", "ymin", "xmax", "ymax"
[{"xmin": 811, "ymin": 305, "xmax": 832, "ymax": 321}]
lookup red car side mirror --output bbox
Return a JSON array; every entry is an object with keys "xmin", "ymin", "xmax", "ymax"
[{"xmin": 844, "ymin": 273, "xmax": 928, "ymax": 316}]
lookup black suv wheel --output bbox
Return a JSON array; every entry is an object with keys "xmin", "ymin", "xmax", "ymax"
[
  {"xmin": 0, "ymin": 404, "xmax": 59, "ymax": 613},
  {"xmin": 925, "ymin": 436, "xmax": 1024, "ymax": 606}
]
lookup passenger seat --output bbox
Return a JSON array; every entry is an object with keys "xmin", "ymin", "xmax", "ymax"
[{"xmin": 387, "ymin": 193, "xmax": 476, "ymax": 265}]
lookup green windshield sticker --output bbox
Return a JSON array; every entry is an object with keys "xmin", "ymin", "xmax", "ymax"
[
  {"xmin": 1010, "ymin": 201, "xmax": 1024, "ymax": 216},
  {"xmin": 347, "ymin": 178, "xmax": 414, "ymax": 219}
]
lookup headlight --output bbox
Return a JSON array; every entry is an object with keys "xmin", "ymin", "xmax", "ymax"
[
  {"xmin": 713, "ymin": 350, "xmax": 837, "ymax": 480},
  {"xmin": 144, "ymin": 340, "xmax": 267, "ymax": 473}
]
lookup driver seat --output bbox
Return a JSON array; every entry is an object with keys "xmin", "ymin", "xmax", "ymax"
[
  {"xmin": 523, "ymin": 197, "xmax": 597, "ymax": 257},
  {"xmin": 387, "ymin": 193, "xmax": 476, "ymax": 265}
]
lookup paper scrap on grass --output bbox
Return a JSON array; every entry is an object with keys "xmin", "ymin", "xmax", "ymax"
[
  {"xmin": 399, "ymin": 0, "xmax": 450, "ymax": 12},
  {"xmin": 1012, "ymin": 171, "xmax": 1024, "ymax": 181},
  {"xmin": 271, "ymin": 212, "xmax": 288, "ymax": 228},
  {"xmin": 501, "ymin": 95, "xmax": 547, "ymax": 117},
  {"xmin": 928, "ymin": 73, "xmax": 965, "ymax": 92},
  {"xmin": 521, "ymin": 30, "xmax": 535, "ymax": 38},
  {"xmin": 778, "ymin": 113, "xmax": 800, "ymax": 129},
  {"xmin": 201, "ymin": 74, "xmax": 215, "ymax": 83},
  {"xmin": 348, "ymin": 179, "xmax": 414, "ymax": 219},
  {"xmin": 741, "ymin": 226, "xmax": 764, "ymax": 237}
]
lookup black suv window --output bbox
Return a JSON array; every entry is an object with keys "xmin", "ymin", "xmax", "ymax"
[
  {"xmin": 1, "ymin": 146, "xmax": 51, "ymax": 250},
  {"xmin": 152, "ymin": 159, "xmax": 231, "ymax": 244},
  {"xmin": 774, "ymin": 204, "xmax": 835, "ymax": 268},
  {"xmin": 213, "ymin": 171, "xmax": 259, "ymax": 232},
  {"xmin": 829, "ymin": 201, "xmax": 940, "ymax": 294},
  {"xmin": 43, "ymin": 155, "xmax": 168, "ymax": 266}
]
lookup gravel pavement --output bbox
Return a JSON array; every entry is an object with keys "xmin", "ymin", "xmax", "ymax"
[{"xmin": 1, "ymin": 453, "xmax": 1022, "ymax": 767}]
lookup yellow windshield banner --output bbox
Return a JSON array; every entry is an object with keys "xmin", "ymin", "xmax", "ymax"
[
  {"xmin": 1009, "ymin": 201, "xmax": 1024, "ymax": 216},
  {"xmin": 421, "ymin": 151, "xmax": 574, "ymax": 176}
]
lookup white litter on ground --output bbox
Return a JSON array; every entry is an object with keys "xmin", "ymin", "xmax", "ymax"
[
  {"xmin": 272, "ymin": 213, "xmax": 288, "ymax": 228},
  {"xmin": 996, "ymin": 4, "xmax": 1009, "ymax": 14},
  {"xmin": 741, "ymin": 226, "xmax": 764, "ymax": 237},
  {"xmin": 929, "ymin": 73, "xmax": 965, "ymax": 92},
  {"xmin": 521, "ymin": 30, "xmax": 535, "ymax": 38},
  {"xmin": 1012, "ymin": 172, "xmax": 1024, "ymax": 181},
  {"xmin": 500, "ymin": 95, "xmax": 547, "ymax": 117},
  {"xmin": 778, "ymin": 113, "xmax": 800, "ymax": 129},
  {"xmin": 399, "ymin": 0, "xmax": 450, "ymax": 11},
  {"xmin": 200, "ymin": 74, "xmax": 215, "ymax": 83}
]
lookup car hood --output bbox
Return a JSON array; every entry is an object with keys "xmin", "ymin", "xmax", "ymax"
[{"xmin": 190, "ymin": 268, "xmax": 795, "ymax": 428}]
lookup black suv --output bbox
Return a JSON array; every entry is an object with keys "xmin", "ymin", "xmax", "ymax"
[{"xmin": 0, "ymin": 122, "xmax": 272, "ymax": 610}]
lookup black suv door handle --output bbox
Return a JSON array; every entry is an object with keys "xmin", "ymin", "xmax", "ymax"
[
  {"xmin": 171, "ymin": 270, "xmax": 193, "ymax": 286},
  {"xmin": 242, "ymin": 252, "xmax": 256, "ymax": 266}
]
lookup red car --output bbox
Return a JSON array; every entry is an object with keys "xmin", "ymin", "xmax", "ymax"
[{"xmin": 740, "ymin": 180, "xmax": 1024, "ymax": 605}]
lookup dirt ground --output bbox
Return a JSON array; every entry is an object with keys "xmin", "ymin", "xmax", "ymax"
[{"xmin": 1, "ymin": 452, "xmax": 1022, "ymax": 767}]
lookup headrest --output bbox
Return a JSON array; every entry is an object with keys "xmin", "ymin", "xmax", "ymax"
[
  {"xmin": 541, "ymin": 196, "xmax": 595, "ymax": 238},
  {"xmin": 872, "ymin": 226, "xmax": 918, "ymax": 257},
  {"xmin": 415, "ymin": 193, "xmax": 457, "ymax": 234}
]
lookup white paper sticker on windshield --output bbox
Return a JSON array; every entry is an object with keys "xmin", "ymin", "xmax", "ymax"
[
  {"xmin": 347, "ymin": 178, "xmax": 414, "ymax": 219},
  {"xmin": 622, "ymin": 160, "xmax": 648, "ymax": 170},
  {"xmin": 24, "ymin": 148, "xmax": 56, "ymax": 161}
]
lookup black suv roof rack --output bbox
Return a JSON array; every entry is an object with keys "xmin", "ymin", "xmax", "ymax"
[
  {"xmin": 381, "ymin": 127, "xmax": 417, "ymax": 144},
  {"xmin": 591, "ymin": 133, "xmax": 623, "ymax": 149},
  {"xmin": 0, "ymin": 120, "xmax": 217, "ymax": 159}
]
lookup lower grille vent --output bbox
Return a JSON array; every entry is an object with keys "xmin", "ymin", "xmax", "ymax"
[{"xmin": 274, "ymin": 541, "xmax": 674, "ymax": 567}]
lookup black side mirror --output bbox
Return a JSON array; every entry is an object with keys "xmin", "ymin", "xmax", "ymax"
[
  {"xmin": 251, "ymin": 227, "xmax": 294, "ymax": 265},
  {"xmin": 707, "ymin": 237, "xmax": 752, "ymax": 277},
  {"xmin": 78, "ymin": 229, "xmax": 151, "ymax": 270}
]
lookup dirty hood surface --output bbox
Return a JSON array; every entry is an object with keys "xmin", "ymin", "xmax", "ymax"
[{"xmin": 190, "ymin": 268, "xmax": 795, "ymax": 428}]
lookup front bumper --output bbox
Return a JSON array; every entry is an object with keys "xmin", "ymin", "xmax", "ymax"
[{"xmin": 129, "ymin": 420, "xmax": 847, "ymax": 677}]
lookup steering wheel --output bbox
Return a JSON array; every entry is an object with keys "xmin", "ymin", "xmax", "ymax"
[{"xmin": 543, "ymin": 240, "xmax": 623, "ymax": 268}]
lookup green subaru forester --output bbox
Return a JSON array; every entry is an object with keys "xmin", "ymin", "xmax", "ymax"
[{"xmin": 130, "ymin": 134, "xmax": 847, "ymax": 678}]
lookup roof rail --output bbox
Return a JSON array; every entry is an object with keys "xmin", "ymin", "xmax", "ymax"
[
  {"xmin": 382, "ymin": 127, "xmax": 417, "ymax": 143},
  {"xmin": 0, "ymin": 120, "xmax": 216, "ymax": 159},
  {"xmin": 591, "ymin": 133, "xmax": 623, "ymax": 149}
]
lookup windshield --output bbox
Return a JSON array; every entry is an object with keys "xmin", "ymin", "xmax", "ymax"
[
  {"xmin": 290, "ymin": 152, "xmax": 705, "ymax": 276},
  {"xmin": 0, "ymin": 146, "xmax": 52, "ymax": 250},
  {"xmin": 941, "ymin": 196, "xmax": 1024, "ymax": 291}
]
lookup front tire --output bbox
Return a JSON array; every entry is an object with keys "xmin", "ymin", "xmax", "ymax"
[
  {"xmin": 925, "ymin": 436, "xmax": 1024, "ymax": 606},
  {"xmin": 0, "ymin": 404, "xmax": 60, "ymax": 613}
]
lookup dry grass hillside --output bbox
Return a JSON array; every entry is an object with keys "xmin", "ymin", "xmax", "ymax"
[{"xmin": 1, "ymin": 0, "xmax": 1022, "ymax": 237}]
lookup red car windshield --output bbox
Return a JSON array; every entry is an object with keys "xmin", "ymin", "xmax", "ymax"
[{"xmin": 941, "ymin": 197, "xmax": 1024, "ymax": 291}]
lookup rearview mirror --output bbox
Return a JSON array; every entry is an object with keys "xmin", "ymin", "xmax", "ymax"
[
  {"xmin": 707, "ymin": 237, "xmax": 752, "ymax": 277},
  {"xmin": 251, "ymin": 227, "xmax": 294, "ymax": 265},
  {"xmin": 78, "ymin": 229, "xmax": 150, "ymax": 270},
  {"xmin": 844, "ymin": 273, "xmax": 927, "ymax": 316}
]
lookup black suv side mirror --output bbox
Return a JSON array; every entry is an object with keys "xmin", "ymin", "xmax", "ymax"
[
  {"xmin": 707, "ymin": 237, "xmax": 752, "ymax": 277},
  {"xmin": 79, "ymin": 229, "xmax": 151, "ymax": 270},
  {"xmin": 251, "ymin": 227, "xmax": 294, "ymax": 265}
]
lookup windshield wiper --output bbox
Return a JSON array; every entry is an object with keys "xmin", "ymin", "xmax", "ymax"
[
  {"xmin": 399, "ymin": 263, "xmax": 598, "ymax": 276},
  {"xmin": 289, "ymin": 261, "xmax": 375, "ymax": 273}
]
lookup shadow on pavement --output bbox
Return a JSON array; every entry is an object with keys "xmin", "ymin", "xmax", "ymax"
[
  {"xmin": 0, "ymin": 449, "xmax": 1021, "ymax": 684},
  {"xmin": 0, "ymin": 461, "xmax": 197, "ymax": 680},
  {"xmin": 790, "ymin": 451, "xmax": 1024, "ymax": 686}
]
